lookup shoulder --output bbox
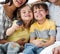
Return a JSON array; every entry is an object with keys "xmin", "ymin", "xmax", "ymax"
[
  {"xmin": 31, "ymin": 22, "xmax": 37, "ymax": 27},
  {"xmin": 45, "ymin": 2, "xmax": 52, "ymax": 7},
  {"xmin": 47, "ymin": 19, "xmax": 56, "ymax": 25}
]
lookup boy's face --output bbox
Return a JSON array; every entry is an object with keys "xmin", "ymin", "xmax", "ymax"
[
  {"xmin": 48, "ymin": 0, "xmax": 59, "ymax": 3},
  {"xmin": 13, "ymin": 0, "xmax": 26, "ymax": 7},
  {"xmin": 20, "ymin": 6, "xmax": 33, "ymax": 21},
  {"xmin": 33, "ymin": 6, "xmax": 48, "ymax": 21}
]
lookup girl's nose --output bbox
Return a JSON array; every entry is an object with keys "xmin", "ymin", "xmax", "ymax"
[
  {"xmin": 37, "ymin": 9, "xmax": 41, "ymax": 13},
  {"xmin": 26, "ymin": 11, "xmax": 30, "ymax": 14}
]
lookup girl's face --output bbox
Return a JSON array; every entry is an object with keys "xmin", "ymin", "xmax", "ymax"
[
  {"xmin": 48, "ymin": 0, "xmax": 59, "ymax": 3},
  {"xmin": 33, "ymin": 6, "xmax": 48, "ymax": 21},
  {"xmin": 13, "ymin": 0, "xmax": 27, "ymax": 7},
  {"xmin": 20, "ymin": 6, "xmax": 33, "ymax": 21}
]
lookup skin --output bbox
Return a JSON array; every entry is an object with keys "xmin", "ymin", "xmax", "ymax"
[
  {"xmin": 33, "ymin": 6, "xmax": 48, "ymax": 24},
  {"xmin": 20, "ymin": 6, "xmax": 33, "ymax": 28},
  {"xmin": 53, "ymin": 46, "xmax": 60, "ymax": 54},
  {"xmin": 0, "ymin": 0, "xmax": 27, "ymax": 44}
]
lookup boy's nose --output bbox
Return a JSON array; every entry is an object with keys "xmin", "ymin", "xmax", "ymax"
[{"xmin": 37, "ymin": 9, "xmax": 41, "ymax": 13}]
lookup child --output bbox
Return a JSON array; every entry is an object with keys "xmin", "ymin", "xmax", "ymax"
[
  {"xmin": 21, "ymin": 3, "xmax": 56, "ymax": 54},
  {"xmin": 39, "ymin": 0, "xmax": 60, "ymax": 54},
  {"xmin": 0, "ymin": 4, "xmax": 34, "ymax": 54}
]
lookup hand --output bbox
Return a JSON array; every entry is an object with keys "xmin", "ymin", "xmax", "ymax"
[
  {"xmin": 12, "ymin": 23, "xmax": 21, "ymax": 31},
  {"xmin": 16, "ymin": 38, "xmax": 26, "ymax": 46},
  {"xmin": 0, "ymin": 40, "xmax": 8, "ymax": 44},
  {"xmin": 52, "ymin": 46, "xmax": 60, "ymax": 54},
  {"xmin": 20, "ymin": 38, "xmax": 26, "ymax": 41},
  {"xmin": 32, "ymin": 39, "xmax": 42, "ymax": 47}
]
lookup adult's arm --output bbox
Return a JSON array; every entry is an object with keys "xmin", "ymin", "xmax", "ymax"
[
  {"xmin": 53, "ymin": 46, "xmax": 60, "ymax": 54},
  {"xmin": 0, "ymin": 39, "xmax": 8, "ymax": 44}
]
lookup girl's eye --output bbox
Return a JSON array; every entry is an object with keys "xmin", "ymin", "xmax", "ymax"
[
  {"xmin": 23, "ymin": 11, "xmax": 26, "ymax": 14},
  {"xmin": 28, "ymin": 10, "xmax": 31, "ymax": 13}
]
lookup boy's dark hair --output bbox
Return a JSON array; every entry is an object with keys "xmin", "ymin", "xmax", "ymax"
[{"xmin": 32, "ymin": 2, "xmax": 50, "ymax": 19}]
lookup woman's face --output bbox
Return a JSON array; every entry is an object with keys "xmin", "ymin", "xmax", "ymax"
[
  {"xmin": 20, "ymin": 6, "xmax": 33, "ymax": 21},
  {"xmin": 13, "ymin": 0, "xmax": 27, "ymax": 7},
  {"xmin": 33, "ymin": 6, "xmax": 48, "ymax": 21}
]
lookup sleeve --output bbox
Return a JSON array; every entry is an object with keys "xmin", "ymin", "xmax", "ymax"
[
  {"xmin": 30, "ymin": 25, "xmax": 36, "ymax": 39},
  {"xmin": 45, "ymin": 2, "xmax": 51, "ymax": 7},
  {"xmin": 0, "ymin": 5, "xmax": 5, "ymax": 39},
  {"xmin": 49, "ymin": 21, "xmax": 56, "ymax": 37}
]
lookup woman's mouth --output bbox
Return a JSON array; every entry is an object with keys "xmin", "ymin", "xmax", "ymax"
[{"xmin": 16, "ymin": 0, "xmax": 23, "ymax": 5}]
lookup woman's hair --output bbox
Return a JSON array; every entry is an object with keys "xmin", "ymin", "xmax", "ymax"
[
  {"xmin": 43, "ymin": 0, "xmax": 49, "ymax": 2},
  {"xmin": 0, "ymin": 0, "xmax": 28, "ymax": 6},
  {"xmin": 17, "ymin": 4, "xmax": 34, "ymax": 28},
  {"xmin": 32, "ymin": 2, "xmax": 50, "ymax": 19}
]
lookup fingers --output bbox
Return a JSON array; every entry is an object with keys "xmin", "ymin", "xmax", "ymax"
[{"xmin": 52, "ymin": 47, "xmax": 59, "ymax": 54}]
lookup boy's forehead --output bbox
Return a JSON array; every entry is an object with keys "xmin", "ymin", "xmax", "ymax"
[{"xmin": 34, "ymin": 5, "xmax": 43, "ymax": 9}]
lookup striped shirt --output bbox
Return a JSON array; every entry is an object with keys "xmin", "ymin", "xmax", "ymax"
[
  {"xmin": 30, "ymin": 19, "xmax": 56, "ymax": 40},
  {"xmin": 0, "ymin": 4, "xmax": 12, "ymax": 40}
]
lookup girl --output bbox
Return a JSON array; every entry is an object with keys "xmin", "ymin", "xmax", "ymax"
[
  {"xmin": 5, "ymin": 4, "xmax": 34, "ymax": 54},
  {"xmin": 21, "ymin": 3, "xmax": 56, "ymax": 54}
]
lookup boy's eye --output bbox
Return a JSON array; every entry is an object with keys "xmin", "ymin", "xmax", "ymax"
[{"xmin": 39, "ymin": 10, "xmax": 44, "ymax": 12}]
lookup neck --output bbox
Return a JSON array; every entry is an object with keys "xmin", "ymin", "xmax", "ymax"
[
  {"xmin": 38, "ymin": 18, "xmax": 46, "ymax": 24},
  {"xmin": 24, "ymin": 20, "xmax": 30, "ymax": 28},
  {"xmin": 54, "ymin": 0, "xmax": 60, "ymax": 5}
]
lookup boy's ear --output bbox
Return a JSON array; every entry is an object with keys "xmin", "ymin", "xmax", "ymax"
[{"xmin": 46, "ymin": 11, "xmax": 49, "ymax": 15}]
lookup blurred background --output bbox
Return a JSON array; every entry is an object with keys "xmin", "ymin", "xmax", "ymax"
[{"xmin": 0, "ymin": 0, "xmax": 5, "ymax": 2}]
